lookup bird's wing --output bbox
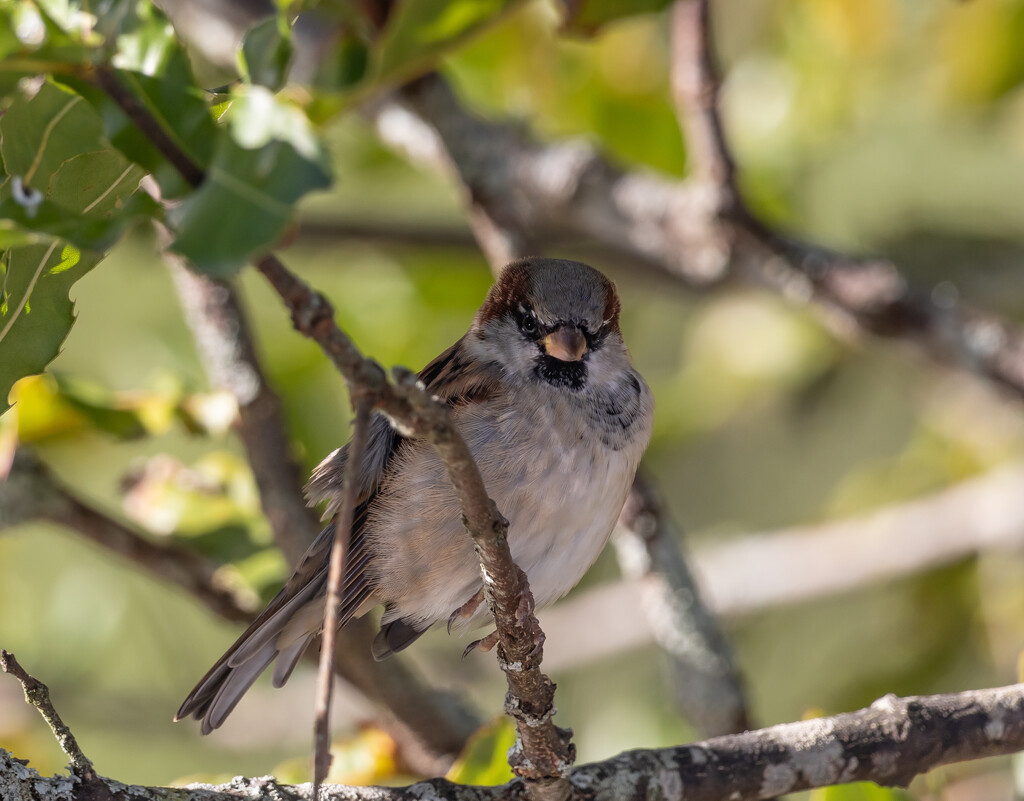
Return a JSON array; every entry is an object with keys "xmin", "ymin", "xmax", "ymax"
[
  {"xmin": 417, "ymin": 334, "xmax": 502, "ymax": 407},
  {"xmin": 177, "ymin": 336, "xmax": 504, "ymax": 728}
]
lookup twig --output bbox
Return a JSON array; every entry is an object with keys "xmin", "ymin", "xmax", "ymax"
[
  {"xmin": 314, "ymin": 399, "xmax": 372, "ymax": 797},
  {"xmin": 0, "ymin": 651, "xmax": 96, "ymax": 780},
  {"xmin": 613, "ymin": 473, "xmax": 750, "ymax": 736},
  {"xmin": 298, "ymin": 218, "xmax": 479, "ymax": 250},
  {"xmin": 91, "ymin": 63, "xmax": 569, "ymax": 795},
  {"xmin": 7, "ymin": 683, "xmax": 1024, "ymax": 801}
]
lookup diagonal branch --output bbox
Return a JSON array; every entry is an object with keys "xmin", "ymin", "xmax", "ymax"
[
  {"xmin": 1, "ymin": 448, "xmax": 254, "ymax": 624},
  {"xmin": 0, "ymin": 651, "xmax": 96, "ymax": 781},
  {"xmin": 613, "ymin": 473, "xmax": 750, "ymax": 736},
  {"xmin": 167, "ymin": 256, "xmax": 317, "ymax": 567}
]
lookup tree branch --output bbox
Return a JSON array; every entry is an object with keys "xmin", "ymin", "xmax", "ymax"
[
  {"xmin": 613, "ymin": 473, "xmax": 750, "ymax": 736},
  {"xmin": 368, "ymin": 46, "xmax": 1024, "ymax": 405},
  {"xmin": 0, "ymin": 449, "xmax": 254, "ymax": 624},
  {"xmin": 167, "ymin": 256, "xmax": 317, "ymax": 567},
  {"xmin": 0, "ymin": 651, "xmax": 96, "ymax": 781},
  {"xmin": 315, "ymin": 399, "xmax": 371, "ymax": 796},
  {"xmin": 6, "ymin": 663, "xmax": 1024, "ymax": 801}
]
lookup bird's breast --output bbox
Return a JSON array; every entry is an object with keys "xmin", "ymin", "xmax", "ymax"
[{"xmin": 366, "ymin": 374, "xmax": 653, "ymax": 631}]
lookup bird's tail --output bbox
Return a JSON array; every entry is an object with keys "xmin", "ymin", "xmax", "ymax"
[{"xmin": 175, "ymin": 522, "xmax": 369, "ymax": 733}]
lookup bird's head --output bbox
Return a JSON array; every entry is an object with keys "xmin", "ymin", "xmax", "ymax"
[{"xmin": 470, "ymin": 257, "xmax": 628, "ymax": 391}]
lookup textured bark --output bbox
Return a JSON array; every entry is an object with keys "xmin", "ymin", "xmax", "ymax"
[{"xmin": 6, "ymin": 684, "xmax": 1024, "ymax": 801}]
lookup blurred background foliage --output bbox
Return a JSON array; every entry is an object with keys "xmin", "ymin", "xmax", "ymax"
[{"xmin": 4, "ymin": 0, "xmax": 1024, "ymax": 799}]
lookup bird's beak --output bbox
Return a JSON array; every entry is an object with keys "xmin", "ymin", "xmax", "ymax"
[{"xmin": 544, "ymin": 325, "xmax": 587, "ymax": 362}]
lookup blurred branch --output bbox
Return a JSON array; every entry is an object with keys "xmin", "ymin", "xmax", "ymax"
[
  {"xmin": 667, "ymin": 0, "xmax": 1024, "ymax": 401},
  {"xmin": 298, "ymin": 218, "xmax": 479, "ymax": 250},
  {"xmin": 0, "ymin": 449, "xmax": 254, "ymax": 624},
  {"xmin": 543, "ymin": 459, "xmax": 1024, "ymax": 669},
  {"xmin": 7, "ymin": 675, "xmax": 1024, "ymax": 801},
  {"xmin": 369, "ymin": 45, "xmax": 1024, "ymax": 405},
  {"xmin": 613, "ymin": 473, "xmax": 750, "ymax": 736},
  {"xmin": 90, "ymin": 66, "xmax": 570, "ymax": 797},
  {"xmin": 168, "ymin": 256, "xmax": 317, "ymax": 567}
]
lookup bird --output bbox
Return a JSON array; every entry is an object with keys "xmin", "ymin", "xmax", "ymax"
[{"xmin": 176, "ymin": 257, "xmax": 654, "ymax": 734}]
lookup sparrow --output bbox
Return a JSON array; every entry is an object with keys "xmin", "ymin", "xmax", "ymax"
[{"xmin": 176, "ymin": 257, "xmax": 654, "ymax": 734}]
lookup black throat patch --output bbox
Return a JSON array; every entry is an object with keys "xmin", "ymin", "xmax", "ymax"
[{"xmin": 535, "ymin": 355, "xmax": 587, "ymax": 390}]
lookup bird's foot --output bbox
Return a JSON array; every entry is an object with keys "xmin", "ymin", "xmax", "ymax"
[
  {"xmin": 461, "ymin": 629, "xmax": 500, "ymax": 660},
  {"xmin": 447, "ymin": 588, "xmax": 486, "ymax": 635}
]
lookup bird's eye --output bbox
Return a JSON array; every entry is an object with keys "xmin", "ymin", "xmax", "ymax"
[{"xmin": 519, "ymin": 313, "xmax": 538, "ymax": 336}]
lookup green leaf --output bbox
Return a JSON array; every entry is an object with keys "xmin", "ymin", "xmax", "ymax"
[
  {"xmin": 166, "ymin": 85, "xmax": 331, "ymax": 276},
  {"xmin": 61, "ymin": 51, "xmax": 216, "ymax": 199},
  {"xmin": 446, "ymin": 718, "xmax": 516, "ymax": 786},
  {"xmin": 239, "ymin": 15, "xmax": 292, "ymax": 90},
  {"xmin": 374, "ymin": 0, "xmax": 517, "ymax": 86},
  {"xmin": 0, "ymin": 81, "xmax": 151, "ymax": 410},
  {"xmin": 110, "ymin": 1, "xmax": 177, "ymax": 75},
  {"xmin": 48, "ymin": 150, "xmax": 145, "ymax": 215},
  {"xmin": 560, "ymin": 0, "xmax": 673, "ymax": 35},
  {"xmin": 0, "ymin": 81, "xmax": 103, "ymax": 187},
  {"xmin": 0, "ymin": 242, "xmax": 100, "ymax": 411}
]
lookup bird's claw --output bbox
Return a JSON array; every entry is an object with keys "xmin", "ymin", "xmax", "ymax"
[
  {"xmin": 461, "ymin": 629, "xmax": 499, "ymax": 660},
  {"xmin": 447, "ymin": 588, "xmax": 486, "ymax": 635}
]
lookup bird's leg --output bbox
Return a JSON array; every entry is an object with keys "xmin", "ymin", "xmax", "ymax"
[
  {"xmin": 447, "ymin": 587, "xmax": 486, "ymax": 634},
  {"xmin": 461, "ymin": 629, "xmax": 500, "ymax": 660}
]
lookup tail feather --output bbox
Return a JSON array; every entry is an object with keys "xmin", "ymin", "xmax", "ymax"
[
  {"xmin": 226, "ymin": 578, "xmax": 322, "ymax": 668},
  {"xmin": 273, "ymin": 634, "xmax": 314, "ymax": 688},
  {"xmin": 371, "ymin": 618, "xmax": 426, "ymax": 661},
  {"xmin": 204, "ymin": 644, "xmax": 277, "ymax": 734}
]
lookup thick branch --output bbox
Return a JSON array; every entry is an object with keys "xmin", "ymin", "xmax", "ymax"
[{"xmin": 6, "ymin": 681, "xmax": 1024, "ymax": 801}]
